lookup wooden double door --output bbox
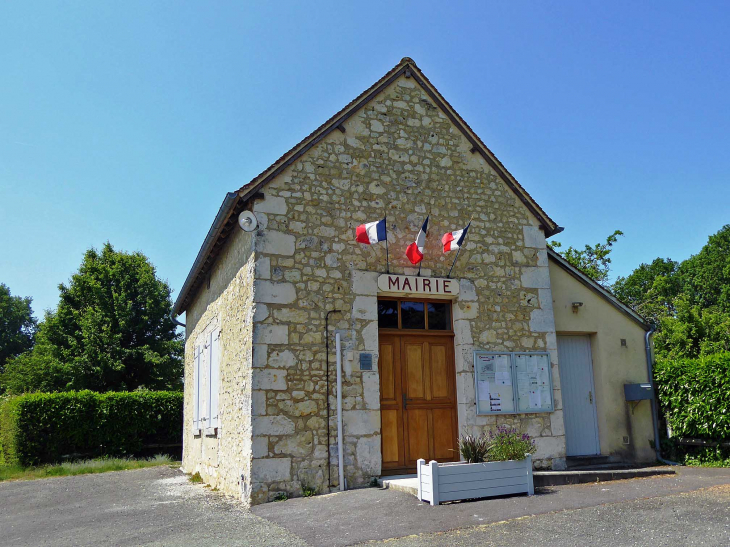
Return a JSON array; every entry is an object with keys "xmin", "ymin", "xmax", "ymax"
[{"xmin": 379, "ymin": 333, "xmax": 459, "ymax": 474}]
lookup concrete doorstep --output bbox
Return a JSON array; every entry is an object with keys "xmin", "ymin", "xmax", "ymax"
[{"xmin": 379, "ymin": 466, "xmax": 677, "ymax": 497}]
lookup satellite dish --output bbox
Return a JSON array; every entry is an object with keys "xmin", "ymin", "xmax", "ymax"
[{"xmin": 238, "ymin": 211, "xmax": 258, "ymax": 232}]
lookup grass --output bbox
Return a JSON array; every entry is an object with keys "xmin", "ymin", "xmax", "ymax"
[
  {"xmin": 685, "ymin": 456, "xmax": 730, "ymax": 468},
  {"xmin": 0, "ymin": 454, "xmax": 177, "ymax": 482},
  {"xmin": 189, "ymin": 471, "xmax": 203, "ymax": 483}
]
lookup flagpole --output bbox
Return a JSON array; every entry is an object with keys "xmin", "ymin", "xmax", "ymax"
[
  {"xmin": 447, "ymin": 215, "xmax": 473, "ymax": 279},
  {"xmin": 384, "ymin": 215, "xmax": 390, "ymax": 274},
  {"xmin": 447, "ymin": 247, "xmax": 461, "ymax": 279},
  {"xmin": 417, "ymin": 211, "xmax": 430, "ymax": 277}
]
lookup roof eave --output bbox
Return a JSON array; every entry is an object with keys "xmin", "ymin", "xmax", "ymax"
[
  {"xmin": 175, "ymin": 57, "xmax": 564, "ymax": 315},
  {"xmin": 172, "ymin": 192, "xmax": 240, "ymax": 316},
  {"xmin": 547, "ymin": 247, "xmax": 651, "ymax": 330}
]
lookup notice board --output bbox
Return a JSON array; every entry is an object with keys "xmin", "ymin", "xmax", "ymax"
[
  {"xmin": 474, "ymin": 353, "xmax": 515, "ymax": 414},
  {"xmin": 474, "ymin": 351, "xmax": 554, "ymax": 415},
  {"xmin": 514, "ymin": 353, "xmax": 553, "ymax": 413}
]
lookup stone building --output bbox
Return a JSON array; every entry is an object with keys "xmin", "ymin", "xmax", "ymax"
[{"xmin": 173, "ymin": 58, "xmax": 657, "ymax": 506}]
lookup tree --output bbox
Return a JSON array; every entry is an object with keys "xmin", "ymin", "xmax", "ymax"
[
  {"xmin": 1, "ymin": 243, "xmax": 183, "ymax": 393},
  {"xmin": 610, "ymin": 225, "xmax": 730, "ymax": 359},
  {"xmin": 0, "ymin": 283, "xmax": 37, "ymax": 374},
  {"xmin": 678, "ymin": 225, "xmax": 730, "ymax": 313},
  {"xmin": 612, "ymin": 257, "xmax": 681, "ymax": 324},
  {"xmin": 654, "ymin": 296, "xmax": 730, "ymax": 360},
  {"xmin": 548, "ymin": 230, "xmax": 624, "ymax": 285}
]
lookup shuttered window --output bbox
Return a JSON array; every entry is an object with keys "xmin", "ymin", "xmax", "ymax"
[
  {"xmin": 192, "ymin": 330, "xmax": 221, "ymax": 435},
  {"xmin": 208, "ymin": 330, "xmax": 221, "ymax": 430},
  {"xmin": 193, "ymin": 345, "xmax": 202, "ymax": 433}
]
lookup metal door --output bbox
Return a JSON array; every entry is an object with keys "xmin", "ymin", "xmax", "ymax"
[{"xmin": 557, "ymin": 335, "xmax": 600, "ymax": 456}]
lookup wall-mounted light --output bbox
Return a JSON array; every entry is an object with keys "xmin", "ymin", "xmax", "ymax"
[
  {"xmin": 238, "ymin": 211, "xmax": 258, "ymax": 232},
  {"xmin": 571, "ymin": 302, "xmax": 583, "ymax": 313}
]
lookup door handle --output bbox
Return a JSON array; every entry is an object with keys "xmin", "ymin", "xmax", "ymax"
[
  {"xmin": 402, "ymin": 392, "xmax": 407, "ymax": 409},
  {"xmin": 588, "ymin": 391, "xmax": 593, "ymax": 404}
]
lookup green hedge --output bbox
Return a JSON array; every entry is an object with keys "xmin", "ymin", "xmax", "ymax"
[
  {"xmin": 0, "ymin": 391, "xmax": 182, "ymax": 466},
  {"xmin": 655, "ymin": 352, "xmax": 730, "ymax": 440}
]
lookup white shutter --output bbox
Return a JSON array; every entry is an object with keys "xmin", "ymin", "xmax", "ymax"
[
  {"xmin": 209, "ymin": 330, "xmax": 221, "ymax": 430},
  {"xmin": 192, "ymin": 345, "xmax": 201, "ymax": 434}
]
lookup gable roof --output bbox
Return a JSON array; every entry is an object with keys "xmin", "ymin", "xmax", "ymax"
[
  {"xmin": 547, "ymin": 247, "xmax": 651, "ymax": 330},
  {"xmin": 173, "ymin": 57, "xmax": 562, "ymax": 316}
]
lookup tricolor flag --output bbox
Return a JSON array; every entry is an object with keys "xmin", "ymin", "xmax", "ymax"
[
  {"xmin": 355, "ymin": 218, "xmax": 387, "ymax": 245},
  {"xmin": 406, "ymin": 216, "xmax": 429, "ymax": 265},
  {"xmin": 442, "ymin": 221, "xmax": 471, "ymax": 252}
]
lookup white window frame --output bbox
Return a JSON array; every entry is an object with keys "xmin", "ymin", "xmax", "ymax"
[
  {"xmin": 192, "ymin": 344, "xmax": 202, "ymax": 435},
  {"xmin": 206, "ymin": 329, "xmax": 221, "ymax": 435},
  {"xmin": 192, "ymin": 327, "xmax": 222, "ymax": 437}
]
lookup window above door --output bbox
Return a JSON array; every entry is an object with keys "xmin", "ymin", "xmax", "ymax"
[{"xmin": 377, "ymin": 297, "xmax": 452, "ymax": 332}]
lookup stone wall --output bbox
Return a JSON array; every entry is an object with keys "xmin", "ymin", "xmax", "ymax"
[
  {"xmin": 182, "ymin": 226, "xmax": 256, "ymax": 504},
  {"xmin": 245, "ymin": 73, "xmax": 566, "ymax": 504}
]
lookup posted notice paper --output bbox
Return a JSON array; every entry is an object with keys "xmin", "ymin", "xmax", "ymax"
[{"xmin": 478, "ymin": 380, "xmax": 490, "ymax": 401}]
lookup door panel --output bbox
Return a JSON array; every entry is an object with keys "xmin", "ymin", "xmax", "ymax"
[
  {"xmin": 405, "ymin": 408, "xmax": 430, "ymax": 465},
  {"xmin": 379, "ymin": 340, "xmax": 396, "ymax": 403},
  {"xmin": 432, "ymin": 407, "xmax": 457, "ymax": 460},
  {"xmin": 429, "ymin": 343, "xmax": 450, "ymax": 400},
  {"xmin": 557, "ymin": 335, "xmax": 600, "ymax": 456},
  {"xmin": 404, "ymin": 342, "xmax": 426, "ymax": 400},
  {"xmin": 380, "ymin": 409, "xmax": 400, "ymax": 465}
]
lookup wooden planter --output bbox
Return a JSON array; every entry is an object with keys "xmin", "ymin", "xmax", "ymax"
[{"xmin": 417, "ymin": 454, "xmax": 534, "ymax": 506}]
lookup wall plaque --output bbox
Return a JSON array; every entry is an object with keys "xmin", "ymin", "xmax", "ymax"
[{"xmin": 377, "ymin": 274, "xmax": 459, "ymax": 297}]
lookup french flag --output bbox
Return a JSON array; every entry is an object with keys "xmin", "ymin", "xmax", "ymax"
[
  {"xmin": 442, "ymin": 222, "xmax": 471, "ymax": 252},
  {"xmin": 406, "ymin": 216, "xmax": 429, "ymax": 265},
  {"xmin": 355, "ymin": 218, "xmax": 387, "ymax": 245}
]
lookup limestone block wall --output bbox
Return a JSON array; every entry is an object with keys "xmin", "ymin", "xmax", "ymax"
[
  {"xmin": 246, "ymin": 73, "xmax": 566, "ymax": 504},
  {"xmin": 182, "ymin": 227, "xmax": 256, "ymax": 504}
]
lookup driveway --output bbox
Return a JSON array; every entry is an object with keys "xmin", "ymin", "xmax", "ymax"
[{"xmin": 1, "ymin": 466, "xmax": 729, "ymax": 546}]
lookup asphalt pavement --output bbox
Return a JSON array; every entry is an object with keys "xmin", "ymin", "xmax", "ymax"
[
  {"xmin": 254, "ymin": 466, "xmax": 730, "ymax": 546},
  {"xmin": 0, "ymin": 466, "xmax": 304, "ymax": 547},
  {"xmin": 1, "ymin": 465, "xmax": 729, "ymax": 546},
  {"xmin": 372, "ymin": 484, "xmax": 730, "ymax": 546}
]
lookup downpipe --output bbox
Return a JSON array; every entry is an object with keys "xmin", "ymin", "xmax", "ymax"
[
  {"xmin": 336, "ymin": 332, "xmax": 346, "ymax": 491},
  {"xmin": 324, "ymin": 309, "xmax": 342, "ymax": 488},
  {"xmin": 645, "ymin": 326, "xmax": 679, "ymax": 466},
  {"xmin": 170, "ymin": 311, "xmax": 186, "ymax": 328}
]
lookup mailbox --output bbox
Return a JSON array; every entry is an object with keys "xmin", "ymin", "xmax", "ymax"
[{"xmin": 624, "ymin": 383, "xmax": 654, "ymax": 401}]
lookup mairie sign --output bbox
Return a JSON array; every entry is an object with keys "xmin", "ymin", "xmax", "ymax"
[{"xmin": 377, "ymin": 274, "xmax": 460, "ymax": 297}]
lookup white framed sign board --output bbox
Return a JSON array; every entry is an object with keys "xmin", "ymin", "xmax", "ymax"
[{"xmin": 474, "ymin": 351, "xmax": 554, "ymax": 415}]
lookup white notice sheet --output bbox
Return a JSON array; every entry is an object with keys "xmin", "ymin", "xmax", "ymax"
[
  {"xmin": 478, "ymin": 380, "xmax": 491, "ymax": 401},
  {"xmin": 495, "ymin": 371, "xmax": 512, "ymax": 386}
]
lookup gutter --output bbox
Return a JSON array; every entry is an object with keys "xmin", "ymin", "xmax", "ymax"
[
  {"xmin": 170, "ymin": 311, "xmax": 186, "ymax": 328},
  {"xmin": 172, "ymin": 192, "xmax": 240, "ymax": 316},
  {"xmin": 645, "ymin": 326, "xmax": 679, "ymax": 465}
]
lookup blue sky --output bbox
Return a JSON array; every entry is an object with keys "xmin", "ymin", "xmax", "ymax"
[{"xmin": 1, "ymin": 1, "xmax": 729, "ymax": 317}]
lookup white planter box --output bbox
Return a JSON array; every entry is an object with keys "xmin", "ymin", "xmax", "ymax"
[{"xmin": 417, "ymin": 454, "xmax": 534, "ymax": 506}]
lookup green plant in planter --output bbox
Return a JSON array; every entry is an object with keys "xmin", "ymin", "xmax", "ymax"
[
  {"xmin": 486, "ymin": 426, "xmax": 536, "ymax": 462},
  {"xmin": 457, "ymin": 433, "xmax": 491, "ymax": 463}
]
